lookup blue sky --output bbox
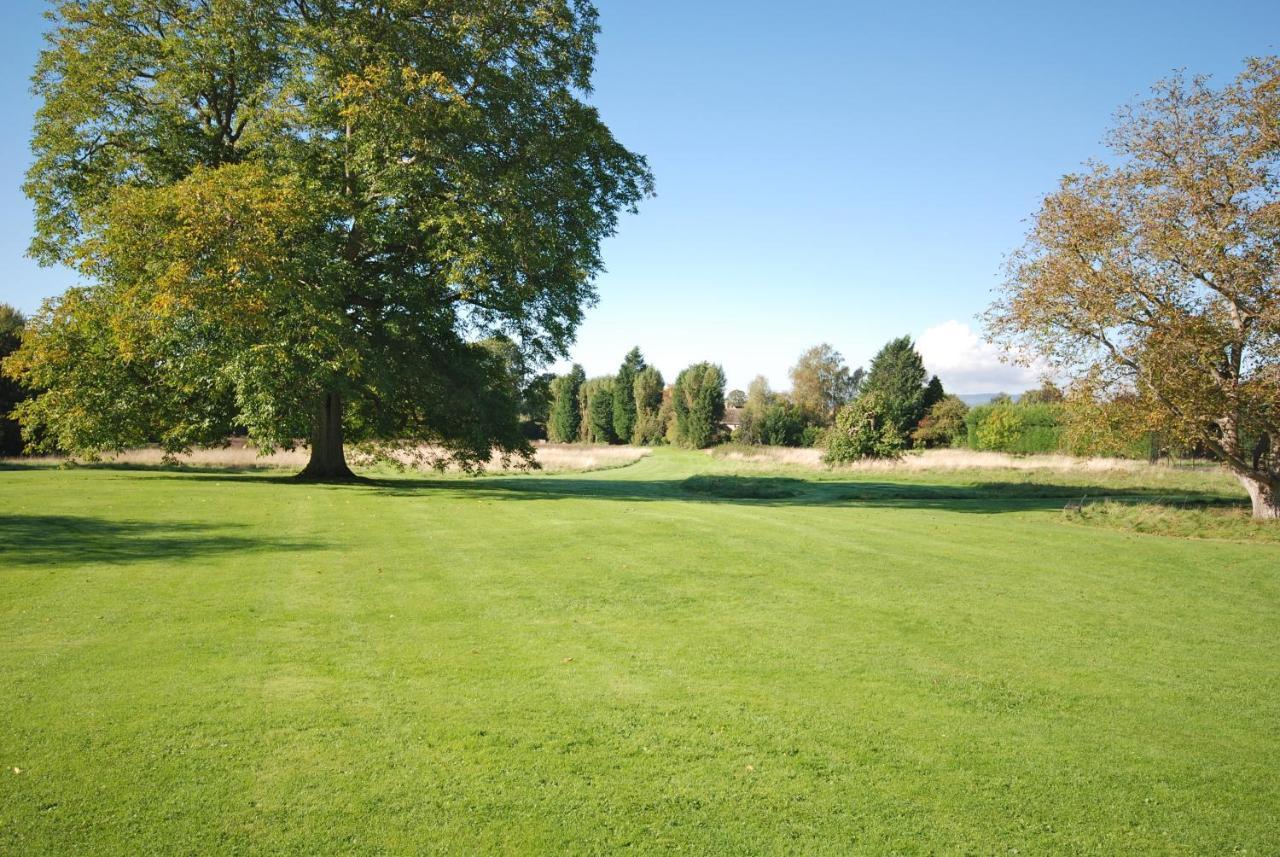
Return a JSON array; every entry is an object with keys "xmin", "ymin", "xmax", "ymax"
[{"xmin": 2, "ymin": 1, "xmax": 1277, "ymax": 392}]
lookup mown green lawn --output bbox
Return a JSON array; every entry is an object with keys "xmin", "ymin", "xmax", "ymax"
[{"xmin": 1, "ymin": 449, "xmax": 1277, "ymax": 854}]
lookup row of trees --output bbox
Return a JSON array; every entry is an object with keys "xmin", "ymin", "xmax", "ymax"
[
  {"xmin": 540, "ymin": 342, "xmax": 869, "ymax": 450},
  {"xmin": 537, "ymin": 337, "xmax": 964, "ymax": 455},
  {"xmin": 545, "ymin": 348, "xmax": 727, "ymax": 448}
]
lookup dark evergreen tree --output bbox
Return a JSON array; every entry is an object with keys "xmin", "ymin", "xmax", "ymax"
[
  {"xmin": 612, "ymin": 347, "xmax": 645, "ymax": 443},
  {"xmin": 672, "ymin": 363, "xmax": 726, "ymax": 449},
  {"xmin": 859, "ymin": 336, "xmax": 929, "ymax": 438},
  {"xmin": 547, "ymin": 365, "xmax": 585, "ymax": 443},
  {"xmin": 582, "ymin": 377, "xmax": 617, "ymax": 443},
  {"xmin": 922, "ymin": 375, "xmax": 946, "ymax": 413},
  {"xmin": 632, "ymin": 366, "xmax": 665, "ymax": 445}
]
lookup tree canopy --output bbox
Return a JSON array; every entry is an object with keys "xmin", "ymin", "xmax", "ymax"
[
  {"xmin": 612, "ymin": 346, "xmax": 645, "ymax": 443},
  {"xmin": 581, "ymin": 377, "xmax": 616, "ymax": 444},
  {"xmin": 788, "ymin": 344, "xmax": 861, "ymax": 424},
  {"xmin": 672, "ymin": 362, "xmax": 725, "ymax": 449},
  {"xmin": 6, "ymin": 0, "xmax": 652, "ymax": 477},
  {"xmin": 0, "ymin": 305, "xmax": 27, "ymax": 456},
  {"xmin": 859, "ymin": 336, "xmax": 929, "ymax": 439},
  {"xmin": 912, "ymin": 395, "xmax": 968, "ymax": 449},
  {"xmin": 630, "ymin": 365, "xmax": 665, "ymax": 445},
  {"xmin": 547, "ymin": 364, "xmax": 585, "ymax": 443},
  {"xmin": 987, "ymin": 58, "xmax": 1280, "ymax": 518}
]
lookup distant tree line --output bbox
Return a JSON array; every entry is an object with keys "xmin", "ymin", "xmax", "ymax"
[
  {"xmin": 528, "ymin": 332, "xmax": 1171, "ymax": 463},
  {"xmin": 0, "ymin": 305, "xmax": 1174, "ymax": 464},
  {"xmin": 542, "ymin": 347, "xmax": 728, "ymax": 448},
  {"xmin": 537, "ymin": 337, "xmax": 961, "ymax": 456},
  {"xmin": 459, "ymin": 330, "xmax": 1183, "ymax": 461}
]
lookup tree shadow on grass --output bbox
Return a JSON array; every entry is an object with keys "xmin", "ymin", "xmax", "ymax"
[
  {"xmin": 0, "ymin": 514, "xmax": 318, "ymax": 567},
  {"xmin": 361, "ymin": 473, "xmax": 1244, "ymax": 513},
  {"xmin": 55, "ymin": 465, "xmax": 1246, "ymax": 514}
]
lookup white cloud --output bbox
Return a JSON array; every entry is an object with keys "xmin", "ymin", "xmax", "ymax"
[{"xmin": 916, "ymin": 320, "xmax": 1044, "ymax": 395}]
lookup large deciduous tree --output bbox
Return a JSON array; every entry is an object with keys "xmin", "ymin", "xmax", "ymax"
[
  {"xmin": 5, "ymin": 0, "xmax": 652, "ymax": 478},
  {"xmin": 987, "ymin": 58, "xmax": 1280, "ymax": 519},
  {"xmin": 734, "ymin": 374, "xmax": 774, "ymax": 445}
]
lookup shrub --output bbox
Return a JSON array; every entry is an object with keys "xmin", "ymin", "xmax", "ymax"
[
  {"xmin": 974, "ymin": 405, "xmax": 1024, "ymax": 451},
  {"xmin": 964, "ymin": 401, "xmax": 1064, "ymax": 453},
  {"xmin": 757, "ymin": 401, "xmax": 807, "ymax": 446},
  {"xmin": 823, "ymin": 392, "xmax": 905, "ymax": 463},
  {"xmin": 912, "ymin": 395, "xmax": 968, "ymax": 448},
  {"xmin": 1007, "ymin": 403, "xmax": 1063, "ymax": 454}
]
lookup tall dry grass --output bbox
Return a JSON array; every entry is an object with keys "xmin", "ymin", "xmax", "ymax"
[
  {"xmin": 711, "ymin": 445, "xmax": 1209, "ymax": 474},
  {"xmin": 526, "ymin": 443, "xmax": 651, "ymax": 473},
  {"xmin": 5, "ymin": 439, "xmax": 651, "ymax": 474},
  {"xmin": 5, "ymin": 440, "xmax": 310, "ymax": 469}
]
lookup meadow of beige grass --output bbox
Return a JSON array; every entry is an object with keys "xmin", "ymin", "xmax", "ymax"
[
  {"xmin": 4, "ymin": 440, "xmax": 650, "ymax": 474},
  {"xmin": 526, "ymin": 443, "xmax": 651, "ymax": 472},
  {"xmin": 710, "ymin": 444, "xmax": 1204, "ymax": 474}
]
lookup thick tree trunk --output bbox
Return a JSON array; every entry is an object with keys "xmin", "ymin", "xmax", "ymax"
[
  {"xmin": 299, "ymin": 392, "xmax": 355, "ymax": 481},
  {"xmin": 1235, "ymin": 471, "xmax": 1280, "ymax": 520}
]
